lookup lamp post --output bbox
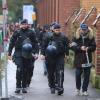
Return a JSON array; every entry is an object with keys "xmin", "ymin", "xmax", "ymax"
[{"xmin": 2, "ymin": 0, "xmax": 9, "ymax": 99}]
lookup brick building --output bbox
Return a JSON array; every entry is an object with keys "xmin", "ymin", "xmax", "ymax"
[
  {"xmin": 81, "ymin": 0, "xmax": 100, "ymax": 89},
  {"xmin": 36, "ymin": 0, "xmax": 100, "ymax": 89},
  {"xmin": 81, "ymin": 0, "xmax": 100, "ymax": 12},
  {"xmin": 36, "ymin": 0, "xmax": 80, "ymax": 36}
]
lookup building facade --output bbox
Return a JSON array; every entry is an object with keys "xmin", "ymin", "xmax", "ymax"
[
  {"xmin": 81, "ymin": 0, "xmax": 100, "ymax": 88},
  {"xmin": 36, "ymin": 0, "xmax": 100, "ymax": 89},
  {"xmin": 36, "ymin": 0, "xmax": 80, "ymax": 36}
]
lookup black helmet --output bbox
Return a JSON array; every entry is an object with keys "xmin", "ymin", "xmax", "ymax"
[
  {"xmin": 46, "ymin": 44, "xmax": 57, "ymax": 57},
  {"xmin": 53, "ymin": 23, "xmax": 61, "ymax": 29},
  {"xmin": 22, "ymin": 42, "xmax": 32, "ymax": 59},
  {"xmin": 50, "ymin": 22, "xmax": 58, "ymax": 29},
  {"xmin": 20, "ymin": 19, "xmax": 28, "ymax": 24},
  {"xmin": 50, "ymin": 22, "xmax": 58, "ymax": 27},
  {"xmin": 43, "ymin": 24, "xmax": 50, "ymax": 30}
]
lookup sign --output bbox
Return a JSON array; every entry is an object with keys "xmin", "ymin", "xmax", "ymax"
[
  {"xmin": 23, "ymin": 5, "xmax": 34, "ymax": 24},
  {"xmin": 32, "ymin": 12, "xmax": 36, "ymax": 20}
]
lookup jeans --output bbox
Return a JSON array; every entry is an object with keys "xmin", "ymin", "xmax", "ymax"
[{"xmin": 75, "ymin": 67, "xmax": 91, "ymax": 92}]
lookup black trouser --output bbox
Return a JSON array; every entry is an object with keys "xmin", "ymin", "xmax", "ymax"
[
  {"xmin": 16, "ymin": 66, "xmax": 28, "ymax": 88},
  {"xmin": 15, "ymin": 57, "xmax": 34, "ymax": 88},
  {"xmin": 26, "ymin": 58, "xmax": 35, "ymax": 86},
  {"xmin": 75, "ymin": 67, "xmax": 91, "ymax": 92},
  {"xmin": 46, "ymin": 56, "xmax": 64, "ymax": 89}
]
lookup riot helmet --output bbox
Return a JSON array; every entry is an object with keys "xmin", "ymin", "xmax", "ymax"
[
  {"xmin": 46, "ymin": 42, "xmax": 57, "ymax": 57},
  {"xmin": 22, "ymin": 38, "xmax": 33, "ymax": 59}
]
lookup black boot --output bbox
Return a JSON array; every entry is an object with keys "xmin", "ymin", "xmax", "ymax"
[
  {"xmin": 57, "ymin": 88, "xmax": 64, "ymax": 95},
  {"xmin": 26, "ymin": 84, "xmax": 30, "ymax": 88},
  {"xmin": 55, "ymin": 83, "xmax": 58, "ymax": 90},
  {"xmin": 22, "ymin": 88, "xmax": 27, "ymax": 93},
  {"xmin": 44, "ymin": 71, "xmax": 47, "ymax": 76},
  {"xmin": 15, "ymin": 88, "xmax": 21, "ymax": 94},
  {"xmin": 50, "ymin": 88, "xmax": 55, "ymax": 94}
]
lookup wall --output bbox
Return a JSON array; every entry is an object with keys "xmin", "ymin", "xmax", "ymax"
[
  {"xmin": 81, "ymin": 0, "xmax": 100, "ymax": 13},
  {"xmin": 36, "ymin": 0, "xmax": 80, "ymax": 36}
]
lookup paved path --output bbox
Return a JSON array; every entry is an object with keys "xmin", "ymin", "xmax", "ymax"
[{"xmin": 2, "ymin": 57, "xmax": 100, "ymax": 100}]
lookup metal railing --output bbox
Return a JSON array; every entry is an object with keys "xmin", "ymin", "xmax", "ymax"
[
  {"xmin": 92, "ymin": 13, "xmax": 100, "ymax": 26},
  {"xmin": 65, "ymin": 9, "xmax": 79, "ymax": 25},
  {"xmin": 72, "ymin": 8, "xmax": 84, "ymax": 24},
  {"xmin": 81, "ymin": 6, "xmax": 96, "ymax": 24}
]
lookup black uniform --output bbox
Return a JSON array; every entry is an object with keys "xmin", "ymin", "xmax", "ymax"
[
  {"xmin": 41, "ymin": 32, "xmax": 69, "ymax": 95},
  {"xmin": 35, "ymin": 26, "xmax": 42, "ymax": 49},
  {"xmin": 8, "ymin": 26, "xmax": 38, "ymax": 93}
]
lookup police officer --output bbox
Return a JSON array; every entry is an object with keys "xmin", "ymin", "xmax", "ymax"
[
  {"xmin": 8, "ymin": 19, "xmax": 39, "ymax": 93},
  {"xmin": 41, "ymin": 23, "xmax": 69, "ymax": 95},
  {"xmin": 40, "ymin": 24, "xmax": 52, "ymax": 75},
  {"xmin": 35, "ymin": 24, "xmax": 43, "ymax": 50}
]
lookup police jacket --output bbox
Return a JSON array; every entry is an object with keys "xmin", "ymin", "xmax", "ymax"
[
  {"xmin": 41, "ymin": 32, "xmax": 69, "ymax": 57},
  {"xmin": 8, "ymin": 28, "xmax": 39, "ymax": 57}
]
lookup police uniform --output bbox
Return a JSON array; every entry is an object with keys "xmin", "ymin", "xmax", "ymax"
[
  {"xmin": 8, "ymin": 19, "xmax": 39, "ymax": 93},
  {"xmin": 41, "ymin": 23, "xmax": 69, "ymax": 95}
]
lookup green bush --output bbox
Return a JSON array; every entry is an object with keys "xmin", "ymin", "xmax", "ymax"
[
  {"xmin": 65, "ymin": 50, "xmax": 75, "ymax": 68},
  {"xmin": 0, "ymin": 53, "xmax": 6, "ymax": 78}
]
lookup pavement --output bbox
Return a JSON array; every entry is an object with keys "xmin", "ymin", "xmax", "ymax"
[{"xmin": 1, "ymin": 56, "xmax": 100, "ymax": 100}]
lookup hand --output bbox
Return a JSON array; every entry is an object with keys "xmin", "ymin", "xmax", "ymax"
[
  {"xmin": 34, "ymin": 54, "xmax": 38, "ymax": 60},
  {"xmin": 32, "ymin": 53, "xmax": 38, "ymax": 60},
  {"xmin": 81, "ymin": 46, "xmax": 86, "ymax": 51},
  {"xmin": 69, "ymin": 42, "xmax": 77, "ymax": 47},
  {"xmin": 86, "ymin": 47, "xmax": 89, "ymax": 51},
  {"xmin": 7, "ymin": 55, "xmax": 12, "ymax": 60},
  {"xmin": 40, "ymin": 55, "xmax": 45, "ymax": 60},
  {"xmin": 69, "ymin": 43, "xmax": 73, "ymax": 47}
]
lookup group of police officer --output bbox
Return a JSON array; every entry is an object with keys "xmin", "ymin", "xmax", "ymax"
[
  {"xmin": 8, "ymin": 19, "xmax": 69, "ymax": 95},
  {"xmin": 8, "ymin": 19, "xmax": 96, "ymax": 96}
]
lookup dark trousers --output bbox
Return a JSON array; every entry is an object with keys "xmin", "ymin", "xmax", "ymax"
[
  {"xmin": 75, "ymin": 67, "xmax": 91, "ymax": 92},
  {"xmin": 15, "ymin": 57, "xmax": 34, "ymax": 88},
  {"xmin": 46, "ymin": 56, "xmax": 64, "ymax": 89},
  {"xmin": 16, "ymin": 66, "xmax": 27, "ymax": 88},
  {"xmin": 26, "ymin": 65, "xmax": 34, "ymax": 85}
]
